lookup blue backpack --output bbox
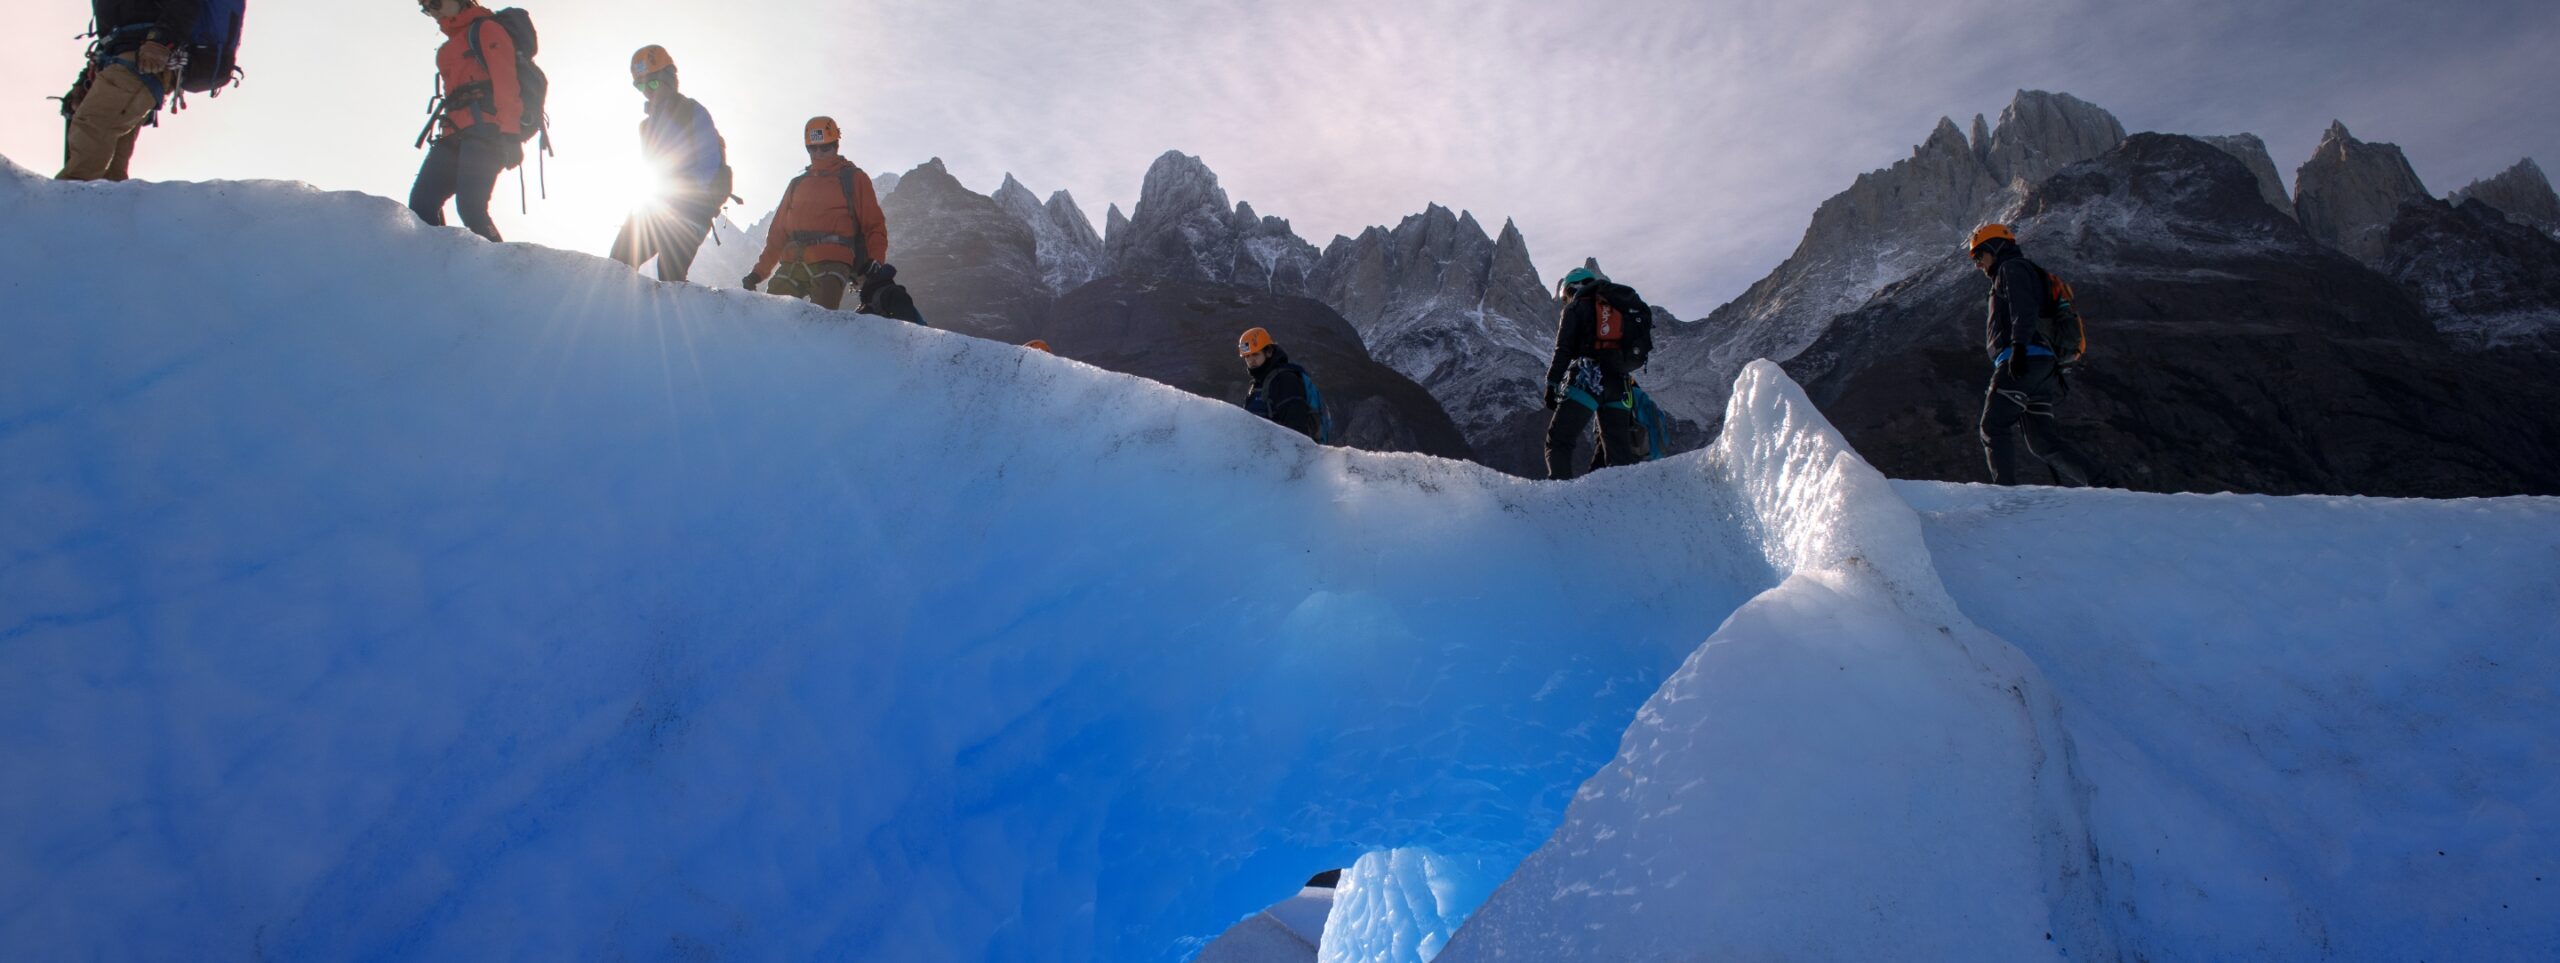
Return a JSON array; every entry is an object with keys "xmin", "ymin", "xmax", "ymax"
[
  {"xmin": 178, "ymin": 0, "xmax": 247, "ymax": 94},
  {"xmin": 1627, "ymin": 382, "xmax": 1670, "ymax": 461},
  {"xmin": 1299, "ymin": 371, "xmax": 1333, "ymax": 445}
]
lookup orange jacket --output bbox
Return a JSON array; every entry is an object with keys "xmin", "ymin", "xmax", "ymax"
[
  {"xmin": 433, "ymin": 6, "xmax": 522, "ymax": 138},
  {"xmin": 754, "ymin": 154, "xmax": 890, "ymax": 275}
]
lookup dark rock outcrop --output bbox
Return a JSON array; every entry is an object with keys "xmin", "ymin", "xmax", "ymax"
[
  {"xmin": 2449, "ymin": 158, "xmax": 2560, "ymax": 236},
  {"xmin": 2293, "ymin": 122, "xmax": 2432, "ymax": 267},
  {"xmin": 1783, "ymin": 134, "xmax": 2560, "ymax": 497},
  {"xmin": 2385, "ymin": 196, "xmax": 2560, "ymax": 350},
  {"xmin": 877, "ymin": 159, "xmax": 1050, "ymax": 341},
  {"xmin": 1039, "ymin": 276, "xmax": 1474, "ymax": 460},
  {"xmin": 2199, "ymin": 133, "xmax": 2296, "ymax": 219}
]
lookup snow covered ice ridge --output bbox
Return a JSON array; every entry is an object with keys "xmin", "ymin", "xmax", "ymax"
[{"xmin": 2, "ymin": 157, "xmax": 2556, "ymax": 962}]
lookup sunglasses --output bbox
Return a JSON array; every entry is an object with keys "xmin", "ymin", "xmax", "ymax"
[{"xmin": 634, "ymin": 75, "xmax": 666, "ymax": 92}]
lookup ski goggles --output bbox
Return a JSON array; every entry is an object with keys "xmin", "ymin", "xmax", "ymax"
[{"xmin": 633, "ymin": 73, "xmax": 668, "ymax": 93}]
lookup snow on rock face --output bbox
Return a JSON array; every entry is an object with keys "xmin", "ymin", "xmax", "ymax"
[
  {"xmin": 2199, "ymin": 133, "xmax": 2297, "ymax": 219},
  {"xmin": 1646, "ymin": 90, "xmax": 2125, "ymax": 428},
  {"xmin": 0, "ymin": 156, "xmax": 1778, "ymax": 962},
  {"xmin": 1105, "ymin": 150, "xmax": 1321, "ymax": 293},
  {"xmin": 992, "ymin": 173, "xmax": 1105, "ymax": 295},
  {"xmin": 2450, "ymin": 157, "xmax": 2560, "ymax": 236},
  {"xmin": 1309, "ymin": 206, "xmax": 1557, "ymax": 475},
  {"xmin": 2385, "ymin": 194, "xmax": 2560, "ymax": 348},
  {"xmin": 2293, "ymin": 121, "xmax": 2433, "ymax": 267}
]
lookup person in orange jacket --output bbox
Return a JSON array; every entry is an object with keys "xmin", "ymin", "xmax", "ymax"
[
  {"xmin": 408, "ymin": 0, "xmax": 525, "ymax": 243},
  {"xmin": 742, "ymin": 117, "xmax": 889, "ymax": 311}
]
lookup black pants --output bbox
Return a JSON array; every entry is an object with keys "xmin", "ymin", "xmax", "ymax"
[
  {"xmin": 409, "ymin": 131, "xmax": 521, "ymax": 243},
  {"xmin": 611, "ymin": 200, "xmax": 717, "ymax": 282},
  {"xmin": 1547, "ymin": 399, "xmax": 1641, "ymax": 480},
  {"xmin": 1980, "ymin": 356, "xmax": 2100, "ymax": 486}
]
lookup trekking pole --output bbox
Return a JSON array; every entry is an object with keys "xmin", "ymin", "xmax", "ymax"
[{"xmin": 518, "ymin": 166, "xmax": 528, "ymax": 215}]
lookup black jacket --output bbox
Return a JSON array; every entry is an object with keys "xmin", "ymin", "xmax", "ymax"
[
  {"xmin": 1983, "ymin": 247, "xmax": 2052, "ymax": 360},
  {"xmin": 858, "ymin": 271, "xmax": 925, "ymax": 325},
  {"xmin": 93, "ymin": 0, "xmax": 199, "ymax": 53},
  {"xmin": 1247, "ymin": 347, "xmax": 1321, "ymax": 441},
  {"xmin": 1546, "ymin": 282, "xmax": 1642, "ymax": 396}
]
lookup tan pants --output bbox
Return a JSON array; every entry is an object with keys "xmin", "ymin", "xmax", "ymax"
[{"xmin": 59, "ymin": 59, "xmax": 166, "ymax": 182}]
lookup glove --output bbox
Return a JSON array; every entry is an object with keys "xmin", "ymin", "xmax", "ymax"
[
  {"xmin": 741, "ymin": 272, "xmax": 762, "ymax": 291},
  {"xmin": 134, "ymin": 41, "xmax": 172, "ymax": 75},
  {"xmin": 1541, "ymin": 384, "xmax": 1560, "ymax": 410},
  {"xmin": 2004, "ymin": 349, "xmax": 2027, "ymax": 379}
]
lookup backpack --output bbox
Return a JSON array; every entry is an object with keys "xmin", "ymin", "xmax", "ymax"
[
  {"xmin": 2032, "ymin": 264, "xmax": 2089, "ymax": 366},
  {"xmin": 1299, "ymin": 370, "xmax": 1333, "ymax": 445},
  {"xmin": 1587, "ymin": 283, "xmax": 1656, "ymax": 371},
  {"xmin": 177, "ymin": 0, "xmax": 247, "ymax": 95},
  {"xmin": 467, "ymin": 8, "xmax": 548, "ymax": 146},
  {"xmin": 1627, "ymin": 382, "xmax": 1671, "ymax": 461}
]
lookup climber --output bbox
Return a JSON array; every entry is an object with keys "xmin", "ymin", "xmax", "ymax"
[
  {"xmin": 60, "ymin": 0, "xmax": 244, "ymax": 182},
  {"xmin": 1239, "ymin": 327, "xmax": 1327, "ymax": 443},
  {"xmin": 741, "ymin": 117, "xmax": 889, "ymax": 311},
  {"xmin": 608, "ymin": 45, "xmax": 729, "ymax": 283},
  {"xmin": 1542, "ymin": 267, "xmax": 1649, "ymax": 479},
  {"xmin": 408, "ymin": 0, "xmax": 528, "ymax": 243},
  {"xmin": 1968, "ymin": 223, "xmax": 2103, "ymax": 487}
]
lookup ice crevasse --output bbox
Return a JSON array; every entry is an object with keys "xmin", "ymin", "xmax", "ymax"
[{"xmin": 2, "ymin": 157, "xmax": 2556, "ymax": 962}]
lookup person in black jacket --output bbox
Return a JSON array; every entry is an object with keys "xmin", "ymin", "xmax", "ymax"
[
  {"xmin": 1239, "ymin": 327, "xmax": 1323, "ymax": 442},
  {"xmin": 1542, "ymin": 267, "xmax": 1646, "ymax": 479},
  {"xmin": 856, "ymin": 262, "xmax": 926, "ymax": 325},
  {"xmin": 1969, "ymin": 224, "xmax": 2102, "ymax": 487},
  {"xmin": 59, "ymin": 0, "xmax": 199, "ymax": 181}
]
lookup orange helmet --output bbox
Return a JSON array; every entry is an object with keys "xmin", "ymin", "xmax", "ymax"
[
  {"xmin": 805, "ymin": 116, "xmax": 842, "ymax": 148},
  {"xmin": 1967, "ymin": 223, "xmax": 2016, "ymax": 255},
  {"xmin": 1237, "ymin": 327, "xmax": 1275, "ymax": 357},
  {"xmin": 630, "ymin": 45, "xmax": 675, "ymax": 81},
  {"xmin": 1024, "ymin": 339, "xmax": 1052, "ymax": 353}
]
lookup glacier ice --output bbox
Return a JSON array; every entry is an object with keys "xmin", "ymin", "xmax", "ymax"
[{"xmin": 3, "ymin": 155, "xmax": 2555, "ymax": 963}]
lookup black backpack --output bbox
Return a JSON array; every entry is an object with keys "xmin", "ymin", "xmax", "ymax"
[
  {"xmin": 467, "ymin": 8, "xmax": 548, "ymax": 146},
  {"xmin": 177, "ymin": 0, "xmax": 247, "ymax": 94},
  {"xmin": 1588, "ymin": 282, "xmax": 1656, "ymax": 370}
]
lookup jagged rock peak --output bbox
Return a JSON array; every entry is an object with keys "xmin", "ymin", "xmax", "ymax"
[
  {"xmin": 1984, "ymin": 90, "xmax": 2127, "ymax": 188},
  {"xmin": 1924, "ymin": 117, "xmax": 1971, "ymax": 157},
  {"xmin": 1104, "ymin": 203, "xmax": 1128, "ymax": 243},
  {"xmin": 2294, "ymin": 122, "xmax": 2432, "ymax": 266},
  {"xmin": 872, "ymin": 170, "xmax": 902, "ymax": 196},
  {"xmin": 1133, "ymin": 150, "xmax": 1231, "ymax": 220},
  {"xmin": 2200, "ymin": 134, "xmax": 2297, "ymax": 219},
  {"xmin": 2451, "ymin": 158, "xmax": 2560, "ymax": 235},
  {"xmin": 1970, "ymin": 114, "xmax": 1993, "ymax": 161}
]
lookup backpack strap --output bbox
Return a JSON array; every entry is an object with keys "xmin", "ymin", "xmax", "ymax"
[{"xmin": 838, "ymin": 165, "xmax": 871, "ymax": 269}]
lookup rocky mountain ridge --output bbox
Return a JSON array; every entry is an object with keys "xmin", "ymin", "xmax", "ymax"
[{"xmin": 1642, "ymin": 90, "xmax": 2130, "ymax": 428}]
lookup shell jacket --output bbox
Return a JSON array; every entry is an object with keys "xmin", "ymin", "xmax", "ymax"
[
  {"xmin": 1247, "ymin": 347, "xmax": 1321, "ymax": 441},
  {"xmin": 640, "ymin": 95, "xmax": 724, "ymax": 202},
  {"xmin": 1545, "ymin": 282, "xmax": 1642, "ymax": 390},
  {"xmin": 432, "ymin": 6, "xmax": 522, "ymax": 139},
  {"xmin": 753, "ymin": 153, "xmax": 890, "ymax": 275},
  {"xmin": 91, "ymin": 0, "xmax": 199, "ymax": 54},
  {"xmin": 1983, "ymin": 247, "xmax": 2054, "ymax": 361}
]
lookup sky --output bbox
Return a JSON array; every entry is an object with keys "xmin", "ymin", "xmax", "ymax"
[{"xmin": 5, "ymin": 0, "xmax": 2556, "ymax": 316}]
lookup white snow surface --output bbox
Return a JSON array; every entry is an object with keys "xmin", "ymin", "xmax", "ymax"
[{"xmin": 3, "ymin": 159, "xmax": 2555, "ymax": 963}]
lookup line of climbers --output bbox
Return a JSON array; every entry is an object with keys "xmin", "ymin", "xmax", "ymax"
[{"xmin": 51, "ymin": 1, "xmax": 2109, "ymax": 488}]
